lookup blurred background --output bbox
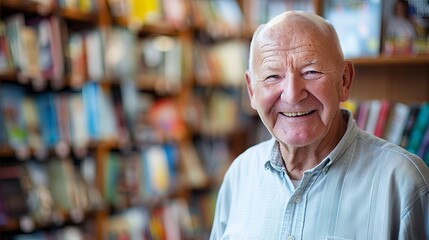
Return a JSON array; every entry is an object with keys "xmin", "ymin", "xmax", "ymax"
[{"xmin": 0, "ymin": 0, "xmax": 428, "ymax": 239}]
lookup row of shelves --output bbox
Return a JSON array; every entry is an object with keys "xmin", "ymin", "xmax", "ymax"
[{"xmin": 1, "ymin": 0, "xmax": 429, "ymax": 239}]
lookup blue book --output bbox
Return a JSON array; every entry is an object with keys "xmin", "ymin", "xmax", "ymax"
[
  {"xmin": 35, "ymin": 92, "xmax": 59, "ymax": 148},
  {"xmin": 417, "ymin": 121, "xmax": 429, "ymax": 156},
  {"xmin": 407, "ymin": 102, "xmax": 429, "ymax": 154},
  {"xmin": 400, "ymin": 104, "xmax": 420, "ymax": 148},
  {"xmin": 0, "ymin": 83, "xmax": 27, "ymax": 149},
  {"xmin": 0, "ymin": 108, "xmax": 7, "ymax": 146},
  {"xmin": 82, "ymin": 82, "xmax": 100, "ymax": 140}
]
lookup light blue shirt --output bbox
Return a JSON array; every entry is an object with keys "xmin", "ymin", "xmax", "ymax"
[{"xmin": 210, "ymin": 110, "xmax": 429, "ymax": 240}]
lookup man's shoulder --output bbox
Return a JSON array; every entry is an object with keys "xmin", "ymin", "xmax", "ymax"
[
  {"xmin": 356, "ymin": 129, "xmax": 420, "ymax": 161},
  {"xmin": 354, "ymin": 129, "xmax": 429, "ymax": 188}
]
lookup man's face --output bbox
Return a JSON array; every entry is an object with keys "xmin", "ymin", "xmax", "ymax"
[{"xmin": 246, "ymin": 21, "xmax": 349, "ymax": 148}]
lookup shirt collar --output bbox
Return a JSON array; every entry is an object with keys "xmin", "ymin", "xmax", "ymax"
[{"xmin": 264, "ymin": 109, "xmax": 359, "ymax": 174}]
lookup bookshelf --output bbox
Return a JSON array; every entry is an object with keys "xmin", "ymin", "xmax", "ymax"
[{"xmin": 1, "ymin": 0, "xmax": 429, "ymax": 239}]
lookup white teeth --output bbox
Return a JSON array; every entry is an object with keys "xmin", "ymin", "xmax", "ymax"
[{"xmin": 283, "ymin": 111, "xmax": 312, "ymax": 117}]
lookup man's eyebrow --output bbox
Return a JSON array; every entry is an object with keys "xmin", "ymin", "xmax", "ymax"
[{"xmin": 302, "ymin": 59, "xmax": 318, "ymax": 67}]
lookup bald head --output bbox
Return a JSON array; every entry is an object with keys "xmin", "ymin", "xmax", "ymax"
[{"xmin": 248, "ymin": 11, "xmax": 344, "ymax": 74}]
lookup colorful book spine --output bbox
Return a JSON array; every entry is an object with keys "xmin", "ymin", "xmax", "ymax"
[
  {"xmin": 383, "ymin": 102, "xmax": 410, "ymax": 145},
  {"xmin": 406, "ymin": 102, "xmax": 429, "ymax": 154},
  {"xmin": 35, "ymin": 92, "xmax": 59, "ymax": 148},
  {"xmin": 400, "ymin": 104, "xmax": 420, "ymax": 148}
]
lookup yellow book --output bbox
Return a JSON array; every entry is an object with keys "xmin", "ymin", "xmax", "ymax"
[{"xmin": 129, "ymin": 0, "xmax": 161, "ymax": 26}]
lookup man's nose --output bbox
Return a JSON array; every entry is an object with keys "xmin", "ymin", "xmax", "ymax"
[{"xmin": 280, "ymin": 73, "xmax": 308, "ymax": 104}]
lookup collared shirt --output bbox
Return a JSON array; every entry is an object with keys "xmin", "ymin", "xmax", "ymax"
[{"xmin": 210, "ymin": 110, "xmax": 429, "ymax": 240}]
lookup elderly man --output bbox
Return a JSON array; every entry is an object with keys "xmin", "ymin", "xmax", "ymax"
[{"xmin": 210, "ymin": 11, "xmax": 429, "ymax": 240}]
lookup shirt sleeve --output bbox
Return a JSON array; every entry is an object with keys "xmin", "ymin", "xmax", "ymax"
[
  {"xmin": 399, "ymin": 192, "xmax": 429, "ymax": 240},
  {"xmin": 209, "ymin": 177, "xmax": 231, "ymax": 240}
]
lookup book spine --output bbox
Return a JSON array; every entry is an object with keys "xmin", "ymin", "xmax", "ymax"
[
  {"xmin": 406, "ymin": 102, "xmax": 429, "ymax": 154},
  {"xmin": 400, "ymin": 104, "xmax": 420, "ymax": 148}
]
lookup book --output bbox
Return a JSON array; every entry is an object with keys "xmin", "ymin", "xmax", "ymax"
[
  {"xmin": 161, "ymin": 0, "xmax": 189, "ymax": 28},
  {"xmin": 324, "ymin": 0, "xmax": 383, "ymax": 58},
  {"xmin": 67, "ymin": 92, "xmax": 89, "ymax": 151},
  {"xmin": 105, "ymin": 27, "xmax": 136, "ymax": 80},
  {"xmin": 46, "ymin": 158, "xmax": 75, "ymax": 211},
  {"xmin": 129, "ymin": 0, "xmax": 162, "ymax": 26},
  {"xmin": 147, "ymin": 98, "xmax": 187, "ymax": 141},
  {"xmin": 99, "ymin": 87, "xmax": 119, "ymax": 141},
  {"xmin": 417, "ymin": 121, "xmax": 429, "ymax": 159},
  {"xmin": 383, "ymin": 0, "xmax": 429, "ymax": 55},
  {"xmin": 406, "ymin": 102, "xmax": 429, "ymax": 154},
  {"xmin": 21, "ymin": 96, "xmax": 46, "ymax": 157},
  {"xmin": 104, "ymin": 152, "xmax": 122, "ymax": 206},
  {"xmin": 20, "ymin": 25, "xmax": 42, "ymax": 84},
  {"xmin": 140, "ymin": 144, "xmax": 177, "ymax": 198},
  {"xmin": 0, "ymin": 106, "xmax": 7, "ymax": 146},
  {"xmin": 0, "ymin": 83, "xmax": 28, "ymax": 151},
  {"xmin": 5, "ymin": 14, "xmax": 25, "ymax": 72},
  {"xmin": 34, "ymin": 92, "xmax": 59, "ymax": 148},
  {"xmin": 383, "ymin": 102, "xmax": 410, "ymax": 145},
  {"xmin": 85, "ymin": 30, "xmax": 105, "ymax": 81},
  {"xmin": 246, "ymin": 0, "xmax": 314, "ymax": 27},
  {"xmin": 373, "ymin": 100, "xmax": 391, "ymax": 137},
  {"xmin": 0, "ymin": 164, "xmax": 29, "ymax": 220},
  {"xmin": 209, "ymin": 40, "xmax": 247, "ymax": 87},
  {"xmin": 37, "ymin": 18, "xmax": 54, "ymax": 82},
  {"xmin": 23, "ymin": 160, "xmax": 54, "ymax": 225},
  {"xmin": 137, "ymin": 35, "xmax": 183, "ymax": 93},
  {"xmin": 110, "ymin": 87, "xmax": 132, "ymax": 149},
  {"xmin": 382, "ymin": 0, "xmax": 416, "ymax": 55},
  {"xmin": 364, "ymin": 100, "xmax": 381, "ymax": 135},
  {"xmin": 68, "ymin": 32, "xmax": 87, "ymax": 88},
  {"xmin": 209, "ymin": 0, "xmax": 243, "ymax": 36},
  {"xmin": 0, "ymin": 21, "xmax": 15, "ymax": 73},
  {"xmin": 178, "ymin": 141, "xmax": 209, "ymax": 189},
  {"xmin": 400, "ymin": 103, "xmax": 421, "ymax": 148},
  {"xmin": 356, "ymin": 100, "xmax": 370, "ymax": 130},
  {"xmin": 54, "ymin": 93, "xmax": 72, "ymax": 157},
  {"xmin": 47, "ymin": 16, "xmax": 65, "ymax": 89},
  {"xmin": 82, "ymin": 82, "xmax": 101, "ymax": 140}
]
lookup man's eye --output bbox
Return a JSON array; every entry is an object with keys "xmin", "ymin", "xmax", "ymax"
[
  {"xmin": 303, "ymin": 70, "xmax": 322, "ymax": 79},
  {"xmin": 265, "ymin": 75, "xmax": 281, "ymax": 80},
  {"xmin": 304, "ymin": 70, "xmax": 320, "ymax": 75}
]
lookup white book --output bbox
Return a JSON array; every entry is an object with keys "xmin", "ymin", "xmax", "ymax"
[
  {"xmin": 383, "ymin": 102, "xmax": 410, "ymax": 145},
  {"xmin": 85, "ymin": 30, "xmax": 104, "ymax": 81},
  {"xmin": 364, "ymin": 100, "xmax": 381, "ymax": 135},
  {"xmin": 68, "ymin": 93, "xmax": 89, "ymax": 149}
]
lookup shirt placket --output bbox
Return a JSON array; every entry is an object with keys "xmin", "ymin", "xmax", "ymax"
[{"xmin": 281, "ymin": 170, "xmax": 320, "ymax": 240}]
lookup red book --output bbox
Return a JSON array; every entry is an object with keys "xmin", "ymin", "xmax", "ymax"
[{"xmin": 374, "ymin": 100, "xmax": 391, "ymax": 137}]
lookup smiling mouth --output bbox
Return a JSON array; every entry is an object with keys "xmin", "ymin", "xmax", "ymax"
[{"xmin": 282, "ymin": 110, "xmax": 315, "ymax": 117}]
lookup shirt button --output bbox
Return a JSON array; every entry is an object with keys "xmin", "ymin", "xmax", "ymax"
[
  {"xmin": 264, "ymin": 162, "xmax": 270, "ymax": 170},
  {"xmin": 294, "ymin": 195, "xmax": 301, "ymax": 203},
  {"xmin": 288, "ymin": 235, "xmax": 295, "ymax": 240}
]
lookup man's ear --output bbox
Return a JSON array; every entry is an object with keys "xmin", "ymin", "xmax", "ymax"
[
  {"xmin": 340, "ymin": 61, "xmax": 355, "ymax": 102},
  {"xmin": 245, "ymin": 71, "xmax": 257, "ymax": 110}
]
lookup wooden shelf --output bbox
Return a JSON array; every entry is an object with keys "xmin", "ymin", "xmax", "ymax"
[
  {"xmin": 112, "ymin": 16, "xmax": 187, "ymax": 36},
  {"xmin": 1, "ymin": 0, "xmax": 53, "ymax": 15},
  {"xmin": 60, "ymin": 8, "xmax": 99, "ymax": 23},
  {"xmin": 349, "ymin": 55, "xmax": 429, "ymax": 66}
]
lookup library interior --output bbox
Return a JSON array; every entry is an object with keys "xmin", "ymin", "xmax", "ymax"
[{"xmin": 0, "ymin": 0, "xmax": 428, "ymax": 239}]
